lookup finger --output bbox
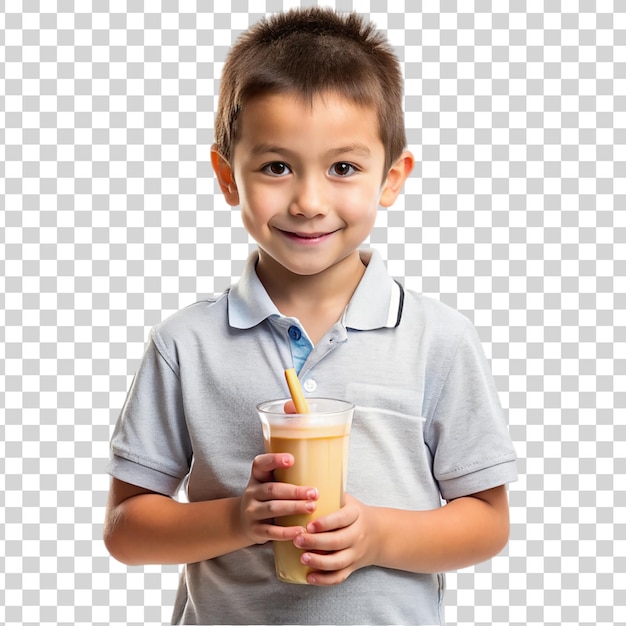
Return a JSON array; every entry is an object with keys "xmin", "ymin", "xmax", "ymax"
[
  {"xmin": 251, "ymin": 453, "xmax": 294, "ymax": 482},
  {"xmin": 301, "ymin": 554, "xmax": 353, "ymax": 586},
  {"xmin": 300, "ymin": 545, "xmax": 352, "ymax": 571},
  {"xmin": 245, "ymin": 484, "xmax": 319, "ymax": 525},
  {"xmin": 305, "ymin": 505, "xmax": 356, "ymax": 534},
  {"xmin": 257, "ymin": 522, "xmax": 307, "ymax": 542},
  {"xmin": 294, "ymin": 528, "xmax": 345, "ymax": 553},
  {"xmin": 306, "ymin": 568, "xmax": 352, "ymax": 586},
  {"xmin": 253, "ymin": 497, "xmax": 318, "ymax": 521},
  {"xmin": 283, "ymin": 399, "xmax": 297, "ymax": 414},
  {"xmin": 260, "ymin": 482, "xmax": 319, "ymax": 504}
]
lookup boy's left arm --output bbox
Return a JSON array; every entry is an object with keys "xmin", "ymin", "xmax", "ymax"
[{"xmin": 292, "ymin": 485, "xmax": 510, "ymax": 586}]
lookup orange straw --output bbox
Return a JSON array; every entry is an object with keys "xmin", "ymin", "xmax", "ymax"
[{"xmin": 284, "ymin": 368, "xmax": 310, "ymax": 413}]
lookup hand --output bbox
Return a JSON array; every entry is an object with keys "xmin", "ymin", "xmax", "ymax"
[
  {"xmin": 238, "ymin": 453, "xmax": 319, "ymax": 545},
  {"xmin": 292, "ymin": 493, "xmax": 378, "ymax": 585}
]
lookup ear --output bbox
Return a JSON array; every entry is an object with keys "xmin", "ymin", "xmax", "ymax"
[
  {"xmin": 210, "ymin": 145, "xmax": 240, "ymax": 206},
  {"xmin": 379, "ymin": 150, "xmax": 414, "ymax": 208}
]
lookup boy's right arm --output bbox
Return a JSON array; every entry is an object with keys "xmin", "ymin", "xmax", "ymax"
[{"xmin": 103, "ymin": 453, "xmax": 318, "ymax": 566}]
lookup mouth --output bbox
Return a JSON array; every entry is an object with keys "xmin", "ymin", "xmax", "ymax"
[{"xmin": 277, "ymin": 229, "xmax": 339, "ymax": 244}]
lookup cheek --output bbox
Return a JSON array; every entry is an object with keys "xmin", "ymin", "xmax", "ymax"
[
  {"xmin": 338, "ymin": 187, "xmax": 380, "ymax": 223},
  {"xmin": 238, "ymin": 187, "xmax": 283, "ymax": 234},
  {"xmin": 239, "ymin": 186, "xmax": 272, "ymax": 216}
]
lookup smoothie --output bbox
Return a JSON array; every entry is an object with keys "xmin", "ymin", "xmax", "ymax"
[{"xmin": 257, "ymin": 399, "xmax": 353, "ymax": 584}]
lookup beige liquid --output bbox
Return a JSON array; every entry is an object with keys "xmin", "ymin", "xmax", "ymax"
[{"xmin": 264, "ymin": 424, "xmax": 350, "ymax": 584}]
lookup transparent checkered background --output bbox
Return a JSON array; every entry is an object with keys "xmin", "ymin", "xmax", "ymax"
[{"xmin": 2, "ymin": 1, "xmax": 624, "ymax": 624}]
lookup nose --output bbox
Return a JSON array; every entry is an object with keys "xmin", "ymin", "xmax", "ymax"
[{"xmin": 289, "ymin": 175, "xmax": 328, "ymax": 218}]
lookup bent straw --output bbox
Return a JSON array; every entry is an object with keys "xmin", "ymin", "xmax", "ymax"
[{"xmin": 284, "ymin": 368, "xmax": 310, "ymax": 414}]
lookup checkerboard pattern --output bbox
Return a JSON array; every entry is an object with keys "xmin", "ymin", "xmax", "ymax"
[{"xmin": 2, "ymin": 1, "xmax": 624, "ymax": 624}]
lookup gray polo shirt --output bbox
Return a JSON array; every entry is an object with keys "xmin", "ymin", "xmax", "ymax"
[{"xmin": 108, "ymin": 248, "xmax": 517, "ymax": 626}]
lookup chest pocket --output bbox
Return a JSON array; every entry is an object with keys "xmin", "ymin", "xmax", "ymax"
[{"xmin": 343, "ymin": 383, "xmax": 442, "ymax": 510}]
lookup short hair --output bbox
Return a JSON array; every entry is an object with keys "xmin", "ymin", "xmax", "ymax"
[{"xmin": 214, "ymin": 7, "xmax": 406, "ymax": 173}]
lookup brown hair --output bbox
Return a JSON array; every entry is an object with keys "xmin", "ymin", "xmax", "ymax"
[{"xmin": 213, "ymin": 7, "xmax": 406, "ymax": 173}]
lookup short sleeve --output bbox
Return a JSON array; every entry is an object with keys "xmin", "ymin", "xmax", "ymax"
[
  {"xmin": 107, "ymin": 331, "xmax": 193, "ymax": 497},
  {"xmin": 424, "ymin": 321, "xmax": 517, "ymax": 501}
]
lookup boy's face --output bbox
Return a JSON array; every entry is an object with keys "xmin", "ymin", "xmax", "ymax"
[{"xmin": 213, "ymin": 91, "xmax": 410, "ymax": 280}]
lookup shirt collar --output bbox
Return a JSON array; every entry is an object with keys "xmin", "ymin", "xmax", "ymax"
[{"xmin": 227, "ymin": 248, "xmax": 404, "ymax": 331}]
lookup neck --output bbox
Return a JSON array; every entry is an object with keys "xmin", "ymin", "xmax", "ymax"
[
  {"xmin": 255, "ymin": 250, "xmax": 367, "ymax": 342},
  {"xmin": 257, "ymin": 250, "xmax": 365, "ymax": 303}
]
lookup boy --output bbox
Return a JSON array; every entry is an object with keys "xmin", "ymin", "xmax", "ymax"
[{"xmin": 105, "ymin": 8, "xmax": 517, "ymax": 625}]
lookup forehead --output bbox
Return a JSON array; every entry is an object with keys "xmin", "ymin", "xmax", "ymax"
[{"xmin": 234, "ymin": 91, "xmax": 383, "ymax": 149}]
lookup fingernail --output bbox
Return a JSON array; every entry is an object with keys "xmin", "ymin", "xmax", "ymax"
[
  {"xmin": 305, "ymin": 501, "xmax": 316, "ymax": 512},
  {"xmin": 294, "ymin": 535, "xmax": 305, "ymax": 547},
  {"xmin": 306, "ymin": 488, "xmax": 318, "ymax": 499},
  {"xmin": 301, "ymin": 552, "xmax": 311, "ymax": 564}
]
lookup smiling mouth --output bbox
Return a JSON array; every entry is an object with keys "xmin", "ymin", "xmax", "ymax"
[{"xmin": 278, "ymin": 228, "xmax": 339, "ymax": 242}]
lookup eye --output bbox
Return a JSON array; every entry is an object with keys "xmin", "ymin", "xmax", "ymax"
[
  {"xmin": 330, "ymin": 162, "xmax": 357, "ymax": 177},
  {"xmin": 262, "ymin": 162, "xmax": 291, "ymax": 177}
]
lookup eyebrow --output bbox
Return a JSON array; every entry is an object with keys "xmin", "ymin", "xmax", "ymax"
[
  {"xmin": 250, "ymin": 143, "xmax": 372, "ymax": 159},
  {"xmin": 326, "ymin": 144, "xmax": 372, "ymax": 159}
]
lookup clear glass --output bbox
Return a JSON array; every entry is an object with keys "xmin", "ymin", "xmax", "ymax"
[{"xmin": 257, "ymin": 398, "xmax": 354, "ymax": 584}]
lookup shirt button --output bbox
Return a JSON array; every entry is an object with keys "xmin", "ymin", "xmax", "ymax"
[
  {"xmin": 303, "ymin": 379, "xmax": 317, "ymax": 392},
  {"xmin": 288, "ymin": 325, "xmax": 302, "ymax": 341}
]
